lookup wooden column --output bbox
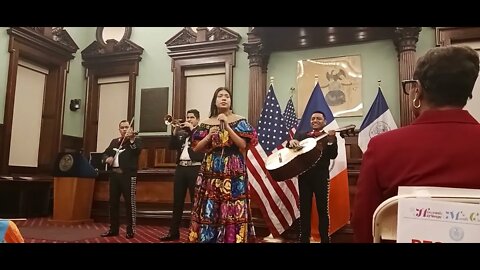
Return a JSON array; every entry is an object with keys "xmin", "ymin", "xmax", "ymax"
[
  {"xmin": 261, "ymin": 54, "xmax": 270, "ymax": 101},
  {"xmin": 243, "ymin": 30, "xmax": 269, "ymax": 127},
  {"xmin": 394, "ymin": 27, "xmax": 421, "ymax": 127}
]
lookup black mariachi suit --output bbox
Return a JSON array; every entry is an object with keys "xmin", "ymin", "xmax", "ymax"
[
  {"xmin": 293, "ymin": 130, "xmax": 337, "ymax": 243},
  {"xmin": 102, "ymin": 136, "xmax": 143, "ymax": 235},
  {"xmin": 167, "ymin": 128, "xmax": 205, "ymax": 236}
]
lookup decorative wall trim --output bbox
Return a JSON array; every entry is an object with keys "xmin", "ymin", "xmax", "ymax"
[
  {"xmin": 1, "ymin": 27, "xmax": 78, "ymax": 175},
  {"xmin": 166, "ymin": 27, "xmax": 241, "ymax": 120}
]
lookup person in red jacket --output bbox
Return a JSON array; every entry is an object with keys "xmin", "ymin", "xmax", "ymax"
[{"xmin": 352, "ymin": 45, "xmax": 480, "ymax": 243}]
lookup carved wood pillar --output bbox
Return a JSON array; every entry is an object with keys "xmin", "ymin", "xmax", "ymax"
[
  {"xmin": 394, "ymin": 27, "xmax": 421, "ymax": 127},
  {"xmin": 244, "ymin": 30, "xmax": 269, "ymax": 127},
  {"xmin": 261, "ymin": 54, "xmax": 270, "ymax": 102}
]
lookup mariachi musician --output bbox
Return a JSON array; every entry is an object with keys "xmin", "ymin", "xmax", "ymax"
[
  {"xmin": 288, "ymin": 110, "xmax": 337, "ymax": 243},
  {"xmin": 100, "ymin": 119, "xmax": 143, "ymax": 239},
  {"xmin": 160, "ymin": 109, "xmax": 205, "ymax": 241}
]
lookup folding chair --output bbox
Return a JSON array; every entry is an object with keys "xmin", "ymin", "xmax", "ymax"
[{"xmin": 372, "ymin": 186, "xmax": 480, "ymax": 243}]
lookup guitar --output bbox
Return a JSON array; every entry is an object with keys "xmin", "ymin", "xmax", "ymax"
[{"xmin": 265, "ymin": 125, "xmax": 355, "ymax": 182}]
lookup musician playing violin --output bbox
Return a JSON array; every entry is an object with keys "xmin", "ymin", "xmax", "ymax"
[
  {"xmin": 101, "ymin": 119, "xmax": 143, "ymax": 239},
  {"xmin": 288, "ymin": 111, "xmax": 337, "ymax": 243}
]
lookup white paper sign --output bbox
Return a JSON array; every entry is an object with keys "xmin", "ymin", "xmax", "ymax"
[{"xmin": 397, "ymin": 198, "xmax": 480, "ymax": 243}]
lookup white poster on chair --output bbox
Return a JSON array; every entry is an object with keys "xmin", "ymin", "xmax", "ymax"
[{"xmin": 397, "ymin": 198, "xmax": 480, "ymax": 243}]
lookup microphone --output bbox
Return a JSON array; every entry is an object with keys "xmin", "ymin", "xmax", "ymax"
[{"xmin": 220, "ymin": 120, "xmax": 225, "ymax": 132}]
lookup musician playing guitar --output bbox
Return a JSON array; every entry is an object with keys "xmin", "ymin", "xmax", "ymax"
[{"xmin": 288, "ymin": 111, "xmax": 337, "ymax": 243}]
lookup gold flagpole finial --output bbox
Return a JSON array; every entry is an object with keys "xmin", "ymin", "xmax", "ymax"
[
  {"xmin": 314, "ymin": 74, "xmax": 319, "ymax": 85},
  {"xmin": 378, "ymin": 80, "xmax": 382, "ymax": 88},
  {"xmin": 270, "ymin": 76, "xmax": 274, "ymax": 86}
]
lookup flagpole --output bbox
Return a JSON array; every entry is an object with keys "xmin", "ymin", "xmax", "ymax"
[
  {"xmin": 270, "ymin": 76, "xmax": 274, "ymax": 87},
  {"xmin": 378, "ymin": 80, "xmax": 382, "ymax": 88},
  {"xmin": 314, "ymin": 74, "xmax": 319, "ymax": 85},
  {"xmin": 288, "ymin": 87, "xmax": 296, "ymax": 140}
]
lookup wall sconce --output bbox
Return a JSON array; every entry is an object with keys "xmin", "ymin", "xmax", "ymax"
[{"xmin": 70, "ymin": 99, "xmax": 81, "ymax": 111}]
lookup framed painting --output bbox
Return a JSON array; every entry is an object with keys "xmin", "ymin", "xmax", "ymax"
[{"xmin": 297, "ymin": 55, "xmax": 363, "ymax": 117}]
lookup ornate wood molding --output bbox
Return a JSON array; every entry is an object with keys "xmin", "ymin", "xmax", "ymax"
[
  {"xmin": 394, "ymin": 27, "xmax": 422, "ymax": 127},
  {"xmin": 81, "ymin": 33, "xmax": 144, "ymax": 157},
  {"xmin": 82, "ymin": 39, "xmax": 143, "ymax": 65},
  {"xmin": 166, "ymin": 27, "xmax": 241, "ymax": 120},
  {"xmin": 2, "ymin": 27, "xmax": 79, "ymax": 174},
  {"xmin": 436, "ymin": 27, "xmax": 480, "ymax": 47},
  {"xmin": 394, "ymin": 27, "xmax": 421, "ymax": 55},
  {"xmin": 10, "ymin": 27, "xmax": 78, "ymax": 58},
  {"xmin": 166, "ymin": 27, "xmax": 241, "ymax": 58},
  {"xmin": 243, "ymin": 29, "xmax": 270, "ymax": 126}
]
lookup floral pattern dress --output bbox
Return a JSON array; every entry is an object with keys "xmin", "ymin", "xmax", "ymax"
[{"xmin": 188, "ymin": 118, "xmax": 258, "ymax": 243}]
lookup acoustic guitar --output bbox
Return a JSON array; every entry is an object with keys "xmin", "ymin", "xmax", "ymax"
[{"xmin": 265, "ymin": 125, "xmax": 355, "ymax": 182}]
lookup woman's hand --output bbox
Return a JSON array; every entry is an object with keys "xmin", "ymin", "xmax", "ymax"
[
  {"xmin": 217, "ymin": 113, "xmax": 227, "ymax": 123},
  {"xmin": 209, "ymin": 126, "xmax": 220, "ymax": 135}
]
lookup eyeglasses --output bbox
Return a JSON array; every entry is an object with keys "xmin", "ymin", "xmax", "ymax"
[{"xmin": 401, "ymin": 79, "xmax": 419, "ymax": 95}]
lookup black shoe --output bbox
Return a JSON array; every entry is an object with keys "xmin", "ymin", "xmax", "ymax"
[
  {"xmin": 159, "ymin": 233, "xmax": 179, "ymax": 241},
  {"xmin": 101, "ymin": 230, "xmax": 119, "ymax": 237},
  {"xmin": 126, "ymin": 232, "xmax": 135, "ymax": 239}
]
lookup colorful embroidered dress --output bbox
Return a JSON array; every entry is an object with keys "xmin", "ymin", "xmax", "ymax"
[{"xmin": 188, "ymin": 118, "xmax": 257, "ymax": 243}]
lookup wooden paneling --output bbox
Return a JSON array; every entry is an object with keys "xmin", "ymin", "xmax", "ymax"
[
  {"xmin": 436, "ymin": 27, "xmax": 480, "ymax": 46},
  {"xmin": 81, "ymin": 37, "xmax": 143, "ymax": 159},
  {"xmin": 2, "ymin": 28, "xmax": 78, "ymax": 175},
  {"xmin": 154, "ymin": 149, "xmax": 166, "ymax": 166},
  {"xmin": 61, "ymin": 135, "xmax": 83, "ymax": 153},
  {"xmin": 140, "ymin": 135, "xmax": 176, "ymax": 168},
  {"xmin": 166, "ymin": 28, "xmax": 240, "ymax": 121}
]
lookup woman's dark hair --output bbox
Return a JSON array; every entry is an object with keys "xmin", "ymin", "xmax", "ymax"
[
  {"xmin": 413, "ymin": 45, "xmax": 479, "ymax": 107},
  {"xmin": 209, "ymin": 87, "xmax": 233, "ymax": 117}
]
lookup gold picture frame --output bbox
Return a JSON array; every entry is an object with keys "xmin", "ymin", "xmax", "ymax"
[{"xmin": 297, "ymin": 55, "xmax": 363, "ymax": 118}]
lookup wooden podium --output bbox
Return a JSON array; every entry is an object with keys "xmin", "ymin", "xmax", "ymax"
[
  {"xmin": 50, "ymin": 152, "xmax": 98, "ymax": 225},
  {"xmin": 51, "ymin": 177, "xmax": 95, "ymax": 224}
]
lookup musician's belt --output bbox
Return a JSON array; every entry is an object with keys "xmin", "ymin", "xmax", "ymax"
[
  {"xmin": 179, "ymin": 160, "xmax": 201, "ymax": 167},
  {"xmin": 112, "ymin": 167, "xmax": 123, "ymax": 174}
]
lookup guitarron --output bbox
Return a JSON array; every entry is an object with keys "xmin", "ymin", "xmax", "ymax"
[{"xmin": 265, "ymin": 125, "xmax": 355, "ymax": 182}]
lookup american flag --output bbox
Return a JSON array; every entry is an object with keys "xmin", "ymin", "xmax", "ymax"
[
  {"xmin": 283, "ymin": 96, "xmax": 299, "ymax": 138},
  {"xmin": 247, "ymin": 85, "xmax": 300, "ymax": 237}
]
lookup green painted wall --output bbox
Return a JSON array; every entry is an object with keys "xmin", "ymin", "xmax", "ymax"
[
  {"xmin": 267, "ymin": 27, "xmax": 436, "ymax": 128},
  {"xmin": 63, "ymin": 27, "xmax": 96, "ymax": 137},
  {"xmin": 131, "ymin": 27, "xmax": 250, "ymax": 135},
  {"xmin": 0, "ymin": 27, "xmax": 435, "ymax": 136}
]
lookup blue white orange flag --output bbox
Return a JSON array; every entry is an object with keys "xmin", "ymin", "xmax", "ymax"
[
  {"xmin": 246, "ymin": 85, "xmax": 300, "ymax": 237},
  {"xmin": 297, "ymin": 82, "xmax": 350, "ymax": 241},
  {"xmin": 358, "ymin": 87, "xmax": 398, "ymax": 153}
]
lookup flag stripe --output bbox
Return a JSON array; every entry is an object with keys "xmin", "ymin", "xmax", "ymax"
[
  {"xmin": 358, "ymin": 87, "xmax": 398, "ymax": 153},
  {"xmin": 256, "ymin": 142, "xmax": 300, "ymax": 222},
  {"xmin": 359, "ymin": 88, "xmax": 389, "ymax": 130},
  {"xmin": 247, "ymin": 86, "xmax": 300, "ymax": 236},
  {"xmin": 247, "ymin": 153, "xmax": 289, "ymax": 234},
  {"xmin": 249, "ymin": 146, "xmax": 296, "ymax": 226}
]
